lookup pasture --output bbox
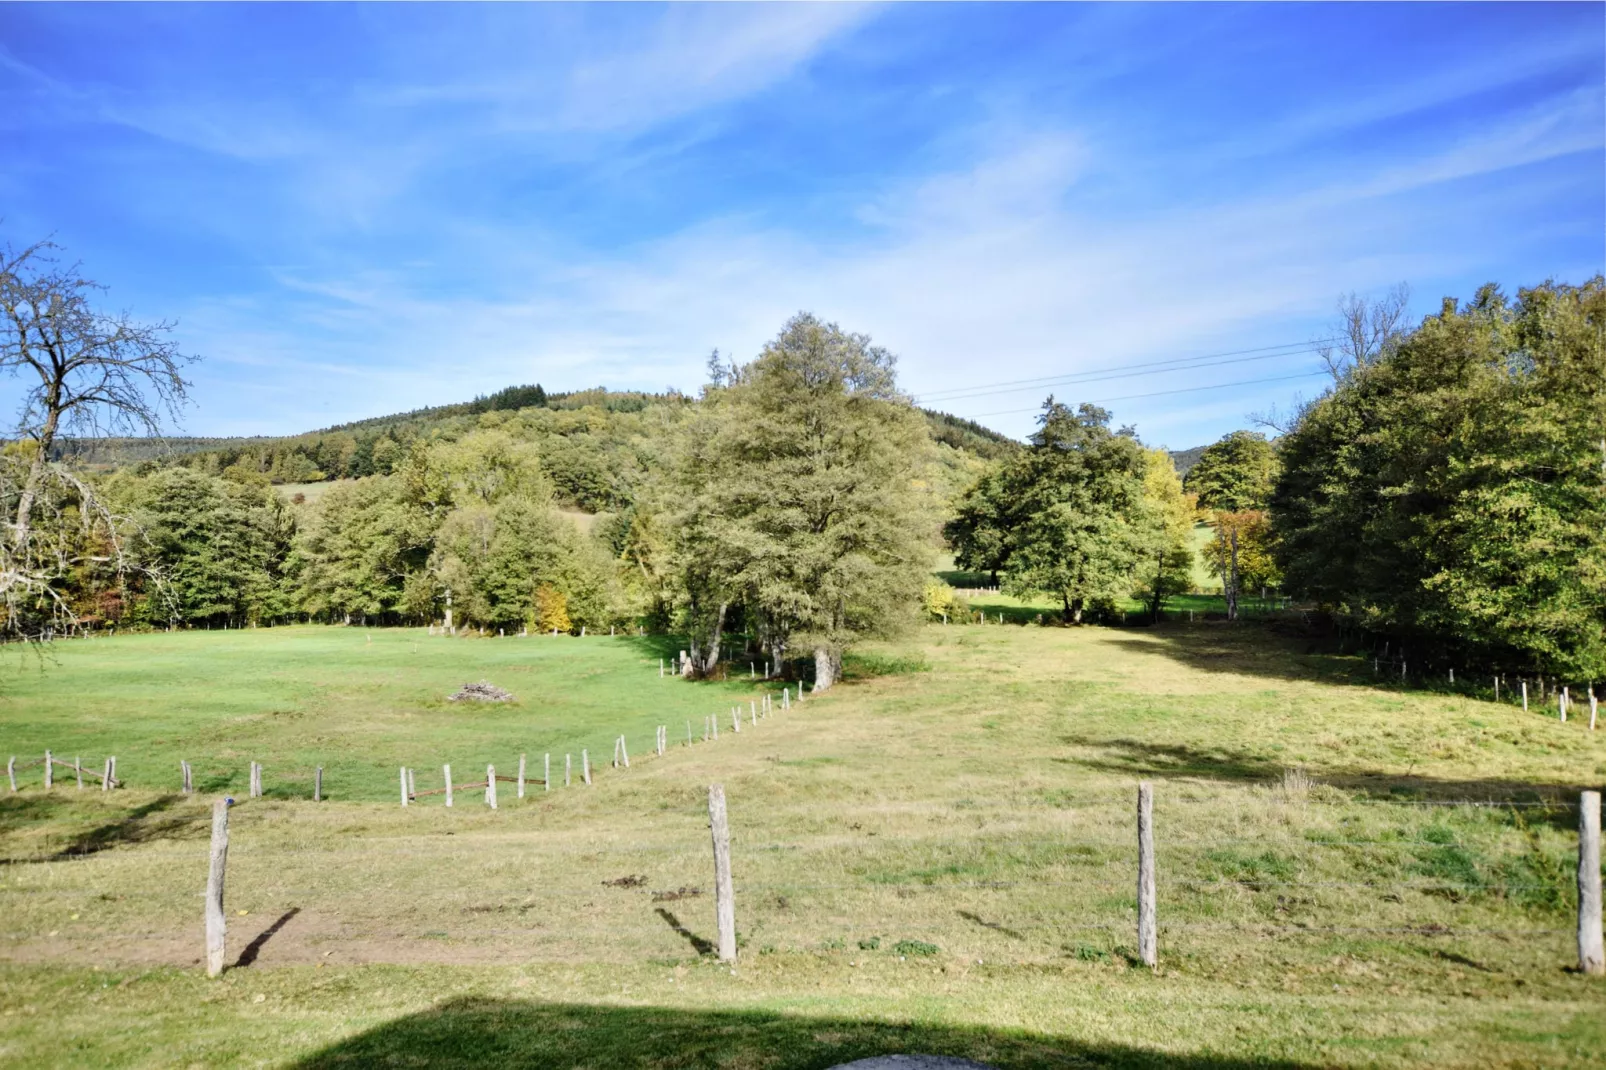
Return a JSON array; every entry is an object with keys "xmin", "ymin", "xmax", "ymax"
[{"xmin": 1, "ymin": 618, "xmax": 1602, "ymax": 1067}]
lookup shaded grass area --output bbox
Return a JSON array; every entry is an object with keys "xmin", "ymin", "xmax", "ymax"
[{"xmin": 1, "ymin": 621, "xmax": 1604, "ymax": 1066}]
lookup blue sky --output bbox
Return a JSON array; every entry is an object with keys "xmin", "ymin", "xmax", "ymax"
[{"xmin": 2, "ymin": 2, "xmax": 1601, "ymax": 446}]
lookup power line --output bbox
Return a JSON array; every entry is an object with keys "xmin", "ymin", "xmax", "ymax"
[
  {"xmin": 919, "ymin": 347, "xmax": 1324, "ymax": 406},
  {"xmin": 913, "ymin": 339, "xmax": 1318, "ymax": 405},
  {"xmin": 956, "ymin": 370, "xmax": 1330, "ymax": 420}
]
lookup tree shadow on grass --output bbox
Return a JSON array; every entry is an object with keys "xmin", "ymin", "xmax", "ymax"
[
  {"xmin": 1101, "ymin": 627, "xmax": 1379, "ymax": 692},
  {"xmin": 1059, "ymin": 736, "xmax": 1588, "ymax": 831},
  {"xmin": 0, "ymin": 792, "xmax": 207, "ymax": 864},
  {"xmin": 291, "ymin": 996, "xmax": 1316, "ymax": 1069}
]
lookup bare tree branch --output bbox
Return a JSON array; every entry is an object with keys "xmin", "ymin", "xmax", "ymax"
[{"xmin": 0, "ymin": 236, "xmax": 197, "ymax": 642}]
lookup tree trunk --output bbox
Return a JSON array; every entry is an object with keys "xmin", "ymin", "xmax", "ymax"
[
  {"xmin": 813, "ymin": 647, "xmax": 841, "ymax": 692},
  {"xmin": 1225, "ymin": 529, "xmax": 1240, "ymax": 622},
  {"xmin": 693, "ymin": 602, "xmax": 728, "ymax": 676},
  {"xmin": 1071, "ymin": 597, "xmax": 1085, "ymax": 625}
]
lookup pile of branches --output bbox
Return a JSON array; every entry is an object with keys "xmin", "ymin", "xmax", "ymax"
[{"xmin": 448, "ymin": 681, "xmax": 515, "ymax": 703}]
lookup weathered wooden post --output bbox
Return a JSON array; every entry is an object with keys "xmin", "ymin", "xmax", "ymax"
[
  {"xmin": 1591, "ymin": 689, "xmax": 1598, "ymax": 732},
  {"xmin": 1522, "ymin": 680, "xmax": 1529, "ymax": 712},
  {"xmin": 750, "ymin": 700, "xmax": 757, "ymax": 726},
  {"xmin": 444, "ymin": 764, "xmax": 453, "ymax": 807},
  {"xmin": 314, "ymin": 767, "xmax": 323, "ymax": 802},
  {"xmin": 1137, "ymin": 781, "xmax": 1157, "ymax": 969},
  {"xmin": 44, "ymin": 750, "xmax": 52, "ymax": 790},
  {"xmin": 565, "ymin": 753, "xmax": 572, "ymax": 787},
  {"xmin": 102, "ymin": 757, "xmax": 114, "ymax": 791},
  {"xmin": 582, "ymin": 750, "xmax": 591, "ymax": 785},
  {"xmin": 400, "ymin": 767, "xmax": 409, "ymax": 807},
  {"xmin": 731, "ymin": 707, "xmax": 741, "ymax": 734},
  {"xmin": 1580, "ymin": 790, "xmax": 1604, "ymax": 976},
  {"xmin": 74, "ymin": 756, "xmax": 82, "ymax": 790},
  {"xmin": 620, "ymin": 737, "xmax": 629, "ymax": 769},
  {"xmin": 708, "ymin": 783, "xmax": 737, "ymax": 962},
  {"xmin": 205, "ymin": 798, "xmax": 229, "ymax": 977},
  {"xmin": 486, "ymin": 765, "xmax": 497, "ymax": 810},
  {"xmin": 544, "ymin": 753, "xmax": 551, "ymax": 792},
  {"xmin": 408, "ymin": 768, "xmax": 416, "ymax": 797},
  {"xmin": 518, "ymin": 754, "xmax": 527, "ymax": 799},
  {"xmin": 182, "ymin": 760, "xmax": 193, "ymax": 794},
  {"xmin": 7, "ymin": 757, "xmax": 14, "ymax": 792}
]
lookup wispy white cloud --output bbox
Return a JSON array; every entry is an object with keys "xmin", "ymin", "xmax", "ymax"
[{"xmin": 174, "ymin": 85, "xmax": 1594, "ymax": 440}]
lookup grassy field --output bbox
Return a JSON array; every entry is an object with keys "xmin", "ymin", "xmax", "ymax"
[{"xmin": 1, "ymin": 619, "xmax": 1603, "ymax": 1066}]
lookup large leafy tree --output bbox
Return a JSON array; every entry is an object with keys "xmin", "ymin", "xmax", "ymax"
[
  {"xmin": 1272, "ymin": 278, "xmax": 1606, "ymax": 679},
  {"xmin": 998, "ymin": 401, "xmax": 1152, "ymax": 623},
  {"xmin": 1184, "ymin": 430, "xmax": 1279, "ymax": 512},
  {"xmin": 666, "ymin": 313, "xmax": 935, "ymax": 689},
  {"xmin": 1136, "ymin": 447, "xmax": 1198, "ymax": 620}
]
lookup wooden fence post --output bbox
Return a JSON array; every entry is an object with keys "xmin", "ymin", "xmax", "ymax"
[
  {"xmin": 1522, "ymin": 680, "xmax": 1529, "ymax": 712},
  {"xmin": 544, "ymin": 753, "xmax": 550, "ymax": 792},
  {"xmin": 44, "ymin": 750, "xmax": 51, "ymax": 790},
  {"xmin": 620, "ymin": 736, "xmax": 630, "ymax": 769},
  {"xmin": 750, "ymin": 700, "xmax": 757, "ymax": 726},
  {"xmin": 732, "ymin": 707, "xmax": 741, "ymax": 734},
  {"xmin": 1138, "ymin": 781, "xmax": 1157, "ymax": 969},
  {"xmin": 708, "ymin": 783, "xmax": 737, "ymax": 962},
  {"xmin": 75, "ymin": 756, "xmax": 82, "ymax": 790},
  {"xmin": 400, "ymin": 767, "xmax": 409, "ymax": 807},
  {"xmin": 1580, "ymin": 790, "xmax": 1604, "ymax": 976},
  {"xmin": 582, "ymin": 749, "xmax": 591, "ymax": 785},
  {"xmin": 205, "ymin": 798, "xmax": 229, "ymax": 977},
  {"xmin": 314, "ymin": 766, "xmax": 323, "ymax": 802},
  {"xmin": 408, "ymin": 768, "xmax": 416, "ymax": 798},
  {"xmin": 444, "ymin": 764, "xmax": 453, "ymax": 807},
  {"xmin": 7, "ymin": 757, "xmax": 14, "ymax": 792},
  {"xmin": 103, "ymin": 757, "xmax": 113, "ymax": 791},
  {"xmin": 486, "ymin": 765, "xmax": 497, "ymax": 809},
  {"xmin": 1591, "ymin": 689, "xmax": 1598, "ymax": 732},
  {"xmin": 518, "ymin": 754, "xmax": 526, "ymax": 799},
  {"xmin": 182, "ymin": 760, "xmax": 192, "ymax": 794},
  {"xmin": 1561, "ymin": 688, "xmax": 1569, "ymax": 723},
  {"xmin": 565, "ymin": 753, "xmax": 571, "ymax": 787}
]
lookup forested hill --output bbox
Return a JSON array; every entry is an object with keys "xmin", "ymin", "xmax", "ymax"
[{"xmin": 59, "ymin": 386, "xmax": 1024, "ymax": 513}]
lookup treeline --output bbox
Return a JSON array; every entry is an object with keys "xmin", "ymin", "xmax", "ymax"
[
  {"xmin": 1272, "ymin": 279, "xmax": 1604, "ymax": 680},
  {"xmin": 60, "ymin": 315, "xmax": 969, "ymax": 687},
  {"xmin": 944, "ymin": 278, "xmax": 1603, "ymax": 681}
]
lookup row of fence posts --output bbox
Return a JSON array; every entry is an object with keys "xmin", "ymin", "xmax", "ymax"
[
  {"xmin": 196, "ymin": 782, "xmax": 1605, "ymax": 978},
  {"xmin": 7, "ymin": 752, "xmax": 118, "ymax": 792},
  {"xmin": 395, "ymin": 686, "xmax": 792, "ymax": 807},
  {"xmin": 1370, "ymin": 655, "xmax": 1597, "ymax": 729}
]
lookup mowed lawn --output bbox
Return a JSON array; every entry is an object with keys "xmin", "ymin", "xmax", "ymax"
[
  {"xmin": 0, "ymin": 621, "xmax": 1603, "ymax": 1067},
  {"xmin": 0, "ymin": 627, "xmax": 766, "ymax": 803}
]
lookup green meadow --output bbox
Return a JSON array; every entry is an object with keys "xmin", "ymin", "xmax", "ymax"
[{"xmin": 1, "ymin": 618, "xmax": 1602, "ymax": 1067}]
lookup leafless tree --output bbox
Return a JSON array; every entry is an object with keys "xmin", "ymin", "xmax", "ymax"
[
  {"xmin": 0, "ymin": 237, "xmax": 197, "ymax": 640},
  {"xmin": 1316, "ymin": 283, "xmax": 1412, "ymax": 382}
]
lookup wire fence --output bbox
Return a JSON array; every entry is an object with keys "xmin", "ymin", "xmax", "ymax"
[{"xmin": 2, "ymin": 787, "xmax": 1598, "ymax": 975}]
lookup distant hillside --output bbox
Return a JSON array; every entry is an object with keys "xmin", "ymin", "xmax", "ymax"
[
  {"xmin": 61, "ymin": 384, "xmax": 1018, "ymax": 513},
  {"xmin": 1169, "ymin": 445, "xmax": 1207, "ymax": 478}
]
